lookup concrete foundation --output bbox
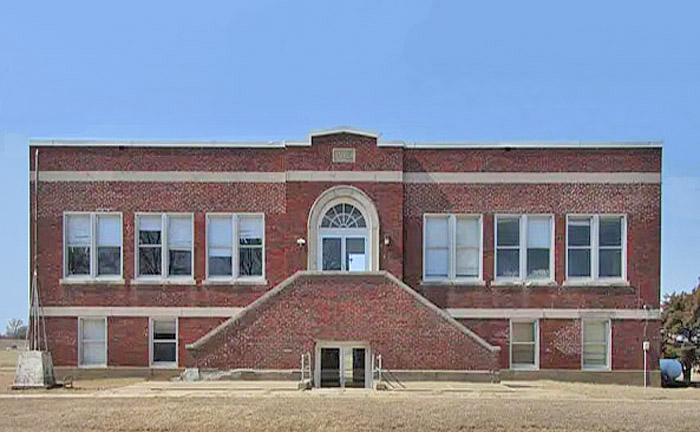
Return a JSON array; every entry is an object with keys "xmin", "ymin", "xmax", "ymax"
[
  {"xmin": 500, "ymin": 369, "xmax": 662, "ymax": 387},
  {"xmin": 49, "ymin": 366, "xmax": 661, "ymax": 387},
  {"xmin": 53, "ymin": 367, "xmax": 182, "ymax": 381}
]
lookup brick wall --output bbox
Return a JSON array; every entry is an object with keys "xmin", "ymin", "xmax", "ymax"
[
  {"xmin": 286, "ymin": 133, "xmax": 402, "ymax": 172},
  {"xmin": 405, "ymin": 183, "xmax": 661, "ymax": 309},
  {"xmin": 188, "ymin": 274, "xmax": 500, "ymax": 371},
  {"xmin": 31, "ymin": 147, "xmax": 284, "ymax": 172},
  {"xmin": 108, "ymin": 317, "xmax": 149, "ymax": 367},
  {"xmin": 33, "ymin": 181, "xmax": 286, "ymax": 307},
  {"xmin": 284, "ymin": 182, "xmax": 404, "ymax": 278},
  {"xmin": 459, "ymin": 319, "xmax": 510, "ymax": 369},
  {"xmin": 45, "ymin": 317, "xmax": 77, "ymax": 367},
  {"xmin": 459, "ymin": 318, "xmax": 659, "ymax": 371},
  {"xmin": 403, "ymin": 148, "xmax": 660, "ymax": 172},
  {"xmin": 540, "ymin": 319, "xmax": 582, "ymax": 369},
  {"xmin": 178, "ymin": 317, "xmax": 228, "ymax": 367},
  {"xmin": 612, "ymin": 319, "xmax": 662, "ymax": 370},
  {"xmin": 31, "ymin": 133, "xmax": 662, "ymax": 373}
]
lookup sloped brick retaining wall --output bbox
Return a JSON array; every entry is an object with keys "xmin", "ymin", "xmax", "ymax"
[{"xmin": 187, "ymin": 272, "xmax": 500, "ymax": 371}]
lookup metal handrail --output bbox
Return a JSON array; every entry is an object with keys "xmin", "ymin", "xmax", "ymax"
[{"xmin": 300, "ymin": 352, "xmax": 312, "ymax": 382}]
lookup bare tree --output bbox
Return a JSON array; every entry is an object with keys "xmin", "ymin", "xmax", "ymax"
[{"xmin": 6, "ymin": 318, "xmax": 24, "ymax": 339}]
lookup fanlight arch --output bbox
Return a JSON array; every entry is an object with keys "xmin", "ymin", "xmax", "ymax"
[
  {"xmin": 307, "ymin": 186, "xmax": 380, "ymax": 271},
  {"xmin": 320, "ymin": 203, "xmax": 367, "ymax": 228}
]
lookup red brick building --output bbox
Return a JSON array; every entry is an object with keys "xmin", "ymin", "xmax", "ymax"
[{"xmin": 29, "ymin": 127, "xmax": 662, "ymax": 386}]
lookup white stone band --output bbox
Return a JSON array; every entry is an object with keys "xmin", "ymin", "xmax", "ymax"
[
  {"xmin": 41, "ymin": 306, "xmax": 660, "ymax": 320},
  {"xmin": 447, "ymin": 308, "xmax": 661, "ymax": 320},
  {"xmin": 30, "ymin": 171, "xmax": 661, "ymax": 184}
]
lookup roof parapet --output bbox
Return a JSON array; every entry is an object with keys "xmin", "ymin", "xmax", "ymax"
[{"xmin": 29, "ymin": 127, "xmax": 662, "ymax": 150}]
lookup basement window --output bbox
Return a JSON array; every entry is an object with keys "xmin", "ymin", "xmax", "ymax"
[
  {"xmin": 150, "ymin": 317, "xmax": 178, "ymax": 367},
  {"xmin": 206, "ymin": 214, "xmax": 265, "ymax": 281},
  {"xmin": 136, "ymin": 213, "xmax": 193, "ymax": 281},
  {"xmin": 582, "ymin": 320, "xmax": 611, "ymax": 370},
  {"xmin": 495, "ymin": 215, "xmax": 554, "ymax": 283},
  {"xmin": 423, "ymin": 214, "xmax": 482, "ymax": 282},
  {"xmin": 64, "ymin": 213, "xmax": 123, "ymax": 280},
  {"xmin": 510, "ymin": 320, "xmax": 539, "ymax": 370},
  {"xmin": 78, "ymin": 317, "xmax": 107, "ymax": 368}
]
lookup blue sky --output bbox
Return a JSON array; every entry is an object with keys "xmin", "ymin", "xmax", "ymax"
[{"xmin": 1, "ymin": 1, "xmax": 698, "ymax": 328}]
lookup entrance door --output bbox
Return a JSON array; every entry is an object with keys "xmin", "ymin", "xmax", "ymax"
[
  {"xmin": 318, "ymin": 202, "xmax": 369, "ymax": 272},
  {"xmin": 320, "ymin": 235, "xmax": 367, "ymax": 271},
  {"xmin": 316, "ymin": 343, "xmax": 370, "ymax": 388},
  {"xmin": 320, "ymin": 348, "xmax": 341, "ymax": 387},
  {"xmin": 343, "ymin": 347, "xmax": 367, "ymax": 388}
]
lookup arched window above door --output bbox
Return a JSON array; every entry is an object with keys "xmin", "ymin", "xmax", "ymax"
[{"xmin": 321, "ymin": 203, "xmax": 366, "ymax": 228}]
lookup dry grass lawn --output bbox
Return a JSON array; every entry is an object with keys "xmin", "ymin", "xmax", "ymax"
[
  {"xmin": 0, "ymin": 339, "xmax": 25, "ymax": 368},
  {"xmin": 2, "ymin": 392, "xmax": 700, "ymax": 432}
]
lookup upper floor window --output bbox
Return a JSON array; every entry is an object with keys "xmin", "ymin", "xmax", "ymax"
[
  {"xmin": 566, "ymin": 215, "xmax": 626, "ymax": 282},
  {"xmin": 495, "ymin": 215, "xmax": 553, "ymax": 282},
  {"xmin": 206, "ymin": 214, "xmax": 264, "ymax": 280},
  {"xmin": 423, "ymin": 214, "xmax": 482, "ymax": 282},
  {"xmin": 64, "ymin": 213, "xmax": 122, "ymax": 279},
  {"xmin": 136, "ymin": 213, "xmax": 193, "ymax": 280}
]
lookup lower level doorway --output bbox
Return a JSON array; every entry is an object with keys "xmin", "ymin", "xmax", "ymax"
[{"xmin": 315, "ymin": 342, "xmax": 370, "ymax": 388}]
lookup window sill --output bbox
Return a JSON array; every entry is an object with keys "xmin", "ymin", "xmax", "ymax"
[
  {"xmin": 202, "ymin": 278, "xmax": 268, "ymax": 286},
  {"xmin": 150, "ymin": 363, "xmax": 179, "ymax": 369},
  {"xmin": 60, "ymin": 278, "xmax": 125, "ymax": 286},
  {"xmin": 420, "ymin": 279, "xmax": 485, "ymax": 287},
  {"xmin": 563, "ymin": 280, "xmax": 630, "ymax": 288},
  {"xmin": 491, "ymin": 280, "xmax": 557, "ymax": 288},
  {"xmin": 510, "ymin": 365, "xmax": 540, "ymax": 371},
  {"xmin": 78, "ymin": 364, "xmax": 108, "ymax": 369},
  {"xmin": 130, "ymin": 278, "xmax": 196, "ymax": 286},
  {"xmin": 582, "ymin": 367, "xmax": 612, "ymax": 372}
]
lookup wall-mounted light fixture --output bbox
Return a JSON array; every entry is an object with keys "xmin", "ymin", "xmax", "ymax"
[
  {"xmin": 296, "ymin": 237, "xmax": 306, "ymax": 247},
  {"xmin": 383, "ymin": 236, "xmax": 390, "ymax": 246}
]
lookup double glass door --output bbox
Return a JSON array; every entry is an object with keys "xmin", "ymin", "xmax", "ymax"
[
  {"xmin": 319, "ymin": 346, "xmax": 367, "ymax": 388},
  {"xmin": 321, "ymin": 234, "xmax": 367, "ymax": 271}
]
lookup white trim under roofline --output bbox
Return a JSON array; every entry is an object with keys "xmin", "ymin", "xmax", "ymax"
[
  {"xmin": 41, "ymin": 306, "xmax": 659, "ymax": 320},
  {"xmin": 29, "ymin": 137, "xmax": 662, "ymax": 150},
  {"xmin": 398, "ymin": 140, "xmax": 663, "ymax": 149},
  {"xmin": 30, "ymin": 139, "xmax": 286, "ymax": 148}
]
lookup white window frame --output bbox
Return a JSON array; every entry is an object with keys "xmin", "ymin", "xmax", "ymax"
[
  {"xmin": 63, "ymin": 212, "xmax": 123, "ymax": 281},
  {"xmin": 78, "ymin": 316, "xmax": 108, "ymax": 368},
  {"xmin": 422, "ymin": 214, "xmax": 483, "ymax": 283},
  {"xmin": 319, "ymin": 230, "xmax": 369, "ymax": 272},
  {"xmin": 510, "ymin": 319, "xmax": 539, "ymax": 370},
  {"xmin": 205, "ymin": 213, "xmax": 266, "ymax": 282},
  {"xmin": 135, "ymin": 213, "xmax": 194, "ymax": 282},
  {"xmin": 565, "ymin": 214, "xmax": 627, "ymax": 284},
  {"xmin": 494, "ymin": 214, "xmax": 554, "ymax": 283},
  {"xmin": 581, "ymin": 319, "xmax": 612, "ymax": 371},
  {"xmin": 149, "ymin": 317, "xmax": 178, "ymax": 368}
]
